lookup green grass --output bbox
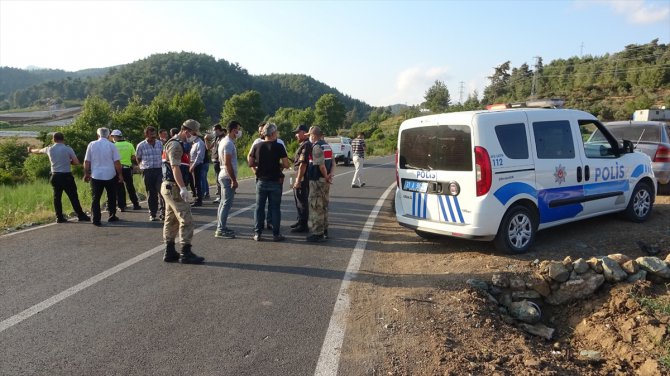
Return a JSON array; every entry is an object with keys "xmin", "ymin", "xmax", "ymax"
[{"xmin": 0, "ymin": 161, "xmax": 254, "ymax": 230}]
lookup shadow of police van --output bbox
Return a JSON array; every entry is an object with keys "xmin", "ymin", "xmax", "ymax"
[{"xmin": 395, "ymin": 104, "xmax": 656, "ymax": 253}]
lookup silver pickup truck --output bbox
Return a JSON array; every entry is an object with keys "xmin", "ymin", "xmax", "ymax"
[{"xmin": 325, "ymin": 136, "xmax": 352, "ymax": 166}]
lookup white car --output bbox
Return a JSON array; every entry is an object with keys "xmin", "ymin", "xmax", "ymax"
[{"xmin": 395, "ymin": 107, "xmax": 656, "ymax": 253}]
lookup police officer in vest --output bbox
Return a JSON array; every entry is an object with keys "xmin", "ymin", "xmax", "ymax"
[
  {"xmin": 306, "ymin": 126, "xmax": 335, "ymax": 242},
  {"xmin": 160, "ymin": 119, "xmax": 205, "ymax": 264}
]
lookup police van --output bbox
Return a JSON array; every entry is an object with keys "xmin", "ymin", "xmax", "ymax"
[{"xmin": 395, "ymin": 106, "xmax": 656, "ymax": 253}]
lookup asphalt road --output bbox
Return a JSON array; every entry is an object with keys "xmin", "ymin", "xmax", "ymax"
[{"xmin": 0, "ymin": 156, "xmax": 396, "ymax": 376}]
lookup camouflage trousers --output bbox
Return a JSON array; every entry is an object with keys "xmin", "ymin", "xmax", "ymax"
[
  {"xmin": 308, "ymin": 180, "xmax": 330, "ymax": 236},
  {"xmin": 160, "ymin": 181, "xmax": 194, "ymax": 246}
]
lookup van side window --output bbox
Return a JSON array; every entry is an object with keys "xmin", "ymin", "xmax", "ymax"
[
  {"xmin": 533, "ymin": 120, "xmax": 575, "ymax": 159},
  {"xmin": 581, "ymin": 119, "xmax": 618, "ymax": 159},
  {"xmin": 495, "ymin": 123, "xmax": 528, "ymax": 159}
]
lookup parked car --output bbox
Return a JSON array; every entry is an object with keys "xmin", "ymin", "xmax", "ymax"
[
  {"xmin": 395, "ymin": 108, "xmax": 656, "ymax": 254},
  {"xmin": 588, "ymin": 121, "xmax": 670, "ymax": 194},
  {"xmin": 325, "ymin": 136, "xmax": 352, "ymax": 165}
]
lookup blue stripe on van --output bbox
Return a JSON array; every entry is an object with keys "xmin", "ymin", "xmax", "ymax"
[
  {"xmin": 631, "ymin": 164, "xmax": 645, "ymax": 178},
  {"xmin": 417, "ymin": 193, "xmax": 422, "ymax": 217},
  {"xmin": 494, "ymin": 182, "xmax": 538, "ymax": 206},
  {"xmin": 438, "ymin": 196, "xmax": 449, "ymax": 222},
  {"xmin": 411, "ymin": 192, "xmax": 416, "ymax": 216},
  {"xmin": 452, "ymin": 196, "xmax": 465, "ymax": 223},
  {"xmin": 423, "ymin": 193, "xmax": 428, "ymax": 218},
  {"xmin": 445, "ymin": 196, "xmax": 456, "ymax": 222},
  {"xmin": 583, "ymin": 180, "xmax": 629, "ymax": 196}
]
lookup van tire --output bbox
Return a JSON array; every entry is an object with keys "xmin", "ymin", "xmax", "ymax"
[
  {"xmin": 494, "ymin": 205, "xmax": 537, "ymax": 254},
  {"xmin": 625, "ymin": 181, "xmax": 653, "ymax": 223}
]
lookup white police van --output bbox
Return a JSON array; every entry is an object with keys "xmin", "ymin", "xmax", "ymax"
[{"xmin": 395, "ymin": 106, "xmax": 656, "ymax": 253}]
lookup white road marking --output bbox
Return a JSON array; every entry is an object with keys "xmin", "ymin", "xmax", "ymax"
[
  {"xmin": 0, "ymin": 161, "xmax": 395, "ymax": 334},
  {"xmin": 314, "ymin": 183, "xmax": 396, "ymax": 376}
]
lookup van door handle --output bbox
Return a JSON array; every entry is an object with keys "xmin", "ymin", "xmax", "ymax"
[
  {"xmin": 585, "ymin": 165, "xmax": 590, "ymax": 181},
  {"xmin": 577, "ymin": 166, "xmax": 582, "ymax": 182}
]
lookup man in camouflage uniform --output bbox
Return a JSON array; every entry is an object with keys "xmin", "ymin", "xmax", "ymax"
[
  {"xmin": 306, "ymin": 126, "xmax": 334, "ymax": 242},
  {"xmin": 160, "ymin": 119, "xmax": 205, "ymax": 264}
]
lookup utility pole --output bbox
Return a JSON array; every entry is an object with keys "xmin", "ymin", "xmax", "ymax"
[
  {"xmin": 531, "ymin": 56, "xmax": 541, "ymax": 99},
  {"xmin": 580, "ymin": 42, "xmax": 584, "ymax": 57},
  {"xmin": 458, "ymin": 81, "xmax": 464, "ymax": 104}
]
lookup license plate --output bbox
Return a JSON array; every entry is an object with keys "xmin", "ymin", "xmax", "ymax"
[{"xmin": 403, "ymin": 180, "xmax": 428, "ymax": 193}]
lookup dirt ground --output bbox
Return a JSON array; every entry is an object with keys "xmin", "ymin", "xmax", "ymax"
[{"xmin": 341, "ymin": 194, "xmax": 670, "ymax": 375}]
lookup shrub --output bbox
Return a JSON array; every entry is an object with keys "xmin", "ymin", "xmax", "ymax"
[{"xmin": 23, "ymin": 154, "xmax": 51, "ymax": 181}]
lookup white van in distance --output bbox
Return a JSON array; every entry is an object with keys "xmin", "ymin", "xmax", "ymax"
[{"xmin": 395, "ymin": 107, "xmax": 656, "ymax": 253}]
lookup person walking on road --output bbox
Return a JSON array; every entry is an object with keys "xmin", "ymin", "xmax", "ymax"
[
  {"xmin": 306, "ymin": 126, "xmax": 334, "ymax": 242},
  {"xmin": 28, "ymin": 132, "xmax": 90, "ymax": 223},
  {"xmin": 290, "ymin": 124, "xmax": 312, "ymax": 233},
  {"xmin": 84, "ymin": 127, "xmax": 123, "ymax": 226},
  {"xmin": 351, "ymin": 132, "xmax": 367, "ymax": 188},
  {"xmin": 111, "ymin": 129, "xmax": 142, "ymax": 211},
  {"xmin": 160, "ymin": 119, "xmax": 205, "ymax": 264},
  {"xmin": 135, "ymin": 126, "xmax": 164, "ymax": 221},
  {"xmin": 248, "ymin": 122, "xmax": 290, "ymax": 242},
  {"xmin": 214, "ymin": 120, "xmax": 242, "ymax": 239}
]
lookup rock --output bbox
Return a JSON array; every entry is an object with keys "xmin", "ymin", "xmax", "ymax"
[
  {"xmin": 491, "ymin": 273, "xmax": 510, "ymax": 288},
  {"xmin": 587, "ymin": 257, "xmax": 604, "ymax": 273},
  {"xmin": 665, "ymin": 253, "xmax": 670, "ymax": 264},
  {"xmin": 499, "ymin": 292, "xmax": 513, "ymax": 308},
  {"xmin": 562, "ymin": 256, "xmax": 574, "ymax": 271},
  {"xmin": 572, "ymin": 258, "xmax": 589, "ymax": 274},
  {"xmin": 466, "ymin": 278, "xmax": 490, "ymax": 292},
  {"xmin": 607, "ymin": 253, "xmax": 631, "ymax": 265},
  {"xmin": 523, "ymin": 357, "xmax": 541, "ymax": 367},
  {"xmin": 601, "ymin": 257, "xmax": 628, "ymax": 282},
  {"xmin": 545, "ymin": 272, "xmax": 605, "ymax": 305},
  {"xmin": 637, "ymin": 358, "xmax": 661, "ymax": 376},
  {"xmin": 512, "ymin": 290, "xmax": 541, "ymax": 300},
  {"xmin": 509, "ymin": 276, "xmax": 526, "ymax": 291},
  {"xmin": 509, "ymin": 300, "xmax": 541, "ymax": 323},
  {"xmin": 637, "ymin": 240, "xmax": 661, "ymax": 256},
  {"xmin": 636, "ymin": 257, "xmax": 670, "ymax": 279},
  {"xmin": 627, "ymin": 270, "xmax": 647, "ymax": 282},
  {"xmin": 621, "ymin": 260, "xmax": 639, "ymax": 274},
  {"xmin": 547, "ymin": 261, "xmax": 570, "ymax": 282},
  {"xmin": 579, "ymin": 350, "xmax": 602, "ymax": 362},
  {"xmin": 526, "ymin": 273, "xmax": 551, "ymax": 297},
  {"xmin": 518, "ymin": 323, "xmax": 554, "ymax": 340}
]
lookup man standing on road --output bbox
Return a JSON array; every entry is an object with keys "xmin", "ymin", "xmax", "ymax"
[
  {"xmin": 84, "ymin": 127, "xmax": 123, "ymax": 226},
  {"xmin": 209, "ymin": 124, "xmax": 226, "ymax": 204},
  {"xmin": 28, "ymin": 132, "xmax": 90, "ymax": 223},
  {"xmin": 111, "ymin": 129, "xmax": 142, "ymax": 211},
  {"xmin": 248, "ymin": 123, "xmax": 289, "ymax": 242},
  {"xmin": 188, "ymin": 127, "xmax": 207, "ymax": 207},
  {"xmin": 158, "ymin": 129, "xmax": 169, "ymax": 144},
  {"xmin": 135, "ymin": 126, "xmax": 164, "ymax": 221},
  {"xmin": 160, "ymin": 119, "xmax": 205, "ymax": 264},
  {"xmin": 306, "ymin": 126, "xmax": 334, "ymax": 242},
  {"xmin": 351, "ymin": 132, "xmax": 367, "ymax": 188},
  {"xmin": 290, "ymin": 124, "xmax": 312, "ymax": 233},
  {"xmin": 214, "ymin": 120, "xmax": 242, "ymax": 239}
]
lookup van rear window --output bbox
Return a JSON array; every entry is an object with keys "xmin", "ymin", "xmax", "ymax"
[{"xmin": 399, "ymin": 125, "xmax": 472, "ymax": 171}]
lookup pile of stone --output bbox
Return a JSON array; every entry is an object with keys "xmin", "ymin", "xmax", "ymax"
[{"xmin": 466, "ymin": 253, "xmax": 670, "ymax": 340}]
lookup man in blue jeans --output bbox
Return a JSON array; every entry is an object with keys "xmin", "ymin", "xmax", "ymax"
[
  {"xmin": 214, "ymin": 120, "xmax": 242, "ymax": 239},
  {"xmin": 247, "ymin": 123, "xmax": 289, "ymax": 242}
]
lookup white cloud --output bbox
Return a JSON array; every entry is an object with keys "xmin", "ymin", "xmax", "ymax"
[
  {"xmin": 382, "ymin": 65, "xmax": 452, "ymax": 106},
  {"xmin": 585, "ymin": 0, "xmax": 670, "ymax": 25}
]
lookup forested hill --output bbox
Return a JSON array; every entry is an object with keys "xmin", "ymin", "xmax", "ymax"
[
  {"xmin": 0, "ymin": 52, "xmax": 371, "ymax": 120},
  {"xmin": 0, "ymin": 66, "xmax": 109, "ymax": 100}
]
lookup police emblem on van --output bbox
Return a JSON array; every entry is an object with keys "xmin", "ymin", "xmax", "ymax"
[{"xmin": 554, "ymin": 164, "xmax": 566, "ymax": 184}]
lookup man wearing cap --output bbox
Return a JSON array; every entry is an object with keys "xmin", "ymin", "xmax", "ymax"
[
  {"xmin": 111, "ymin": 129, "xmax": 141, "ymax": 211},
  {"xmin": 306, "ymin": 126, "xmax": 334, "ymax": 242},
  {"xmin": 214, "ymin": 120, "xmax": 242, "ymax": 239},
  {"xmin": 135, "ymin": 126, "xmax": 164, "ymax": 221},
  {"xmin": 160, "ymin": 119, "xmax": 204, "ymax": 264},
  {"xmin": 248, "ymin": 122, "xmax": 289, "ymax": 241},
  {"xmin": 84, "ymin": 127, "xmax": 124, "ymax": 226},
  {"xmin": 28, "ymin": 132, "xmax": 90, "ymax": 223},
  {"xmin": 290, "ymin": 124, "xmax": 312, "ymax": 233}
]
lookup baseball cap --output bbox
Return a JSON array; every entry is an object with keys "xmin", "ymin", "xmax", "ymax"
[
  {"xmin": 307, "ymin": 126, "xmax": 322, "ymax": 136},
  {"xmin": 182, "ymin": 119, "xmax": 200, "ymax": 133},
  {"xmin": 292, "ymin": 124, "xmax": 309, "ymax": 133},
  {"xmin": 111, "ymin": 129, "xmax": 123, "ymax": 137}
]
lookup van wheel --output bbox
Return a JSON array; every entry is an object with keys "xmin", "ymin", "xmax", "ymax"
[
  {"xmin": 415, "ymin": 230, "xmax": 440, "ymax": 240},
  {"xmin": 494, "ymin": 205, "xmax": 537, "ymax": 254},
  {"xmin": 625, "ymin": 181, "xmax": 653, "ymax": 223}
]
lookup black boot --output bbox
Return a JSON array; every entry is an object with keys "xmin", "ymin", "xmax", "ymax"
[
  {"xmin": 163, "ymin": 242, "xmax": 179, "ymax": 263},
  {"xmin": 179, "ymin": 244, "xmax": 204, "ymax": 264}
]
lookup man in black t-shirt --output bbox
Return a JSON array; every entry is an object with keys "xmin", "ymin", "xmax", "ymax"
[{"xmin": 248, "ymin": 123, "xmax": 290, "ymax": 241}]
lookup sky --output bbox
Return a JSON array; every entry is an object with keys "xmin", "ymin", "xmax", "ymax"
[{"xmin": 1, "ymin": 0, "xmax": 668, "ymax": 107}]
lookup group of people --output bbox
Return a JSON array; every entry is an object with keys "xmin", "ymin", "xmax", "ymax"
[{"xmin": 30, "ymin": 118, "xmax": 368, "ymax": 265}]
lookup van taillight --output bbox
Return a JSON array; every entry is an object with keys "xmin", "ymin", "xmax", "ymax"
[
  {"xmin": 395, "ymin": 150, "xmax": 399, "ymax": 187},
  {"xmin": 654, "ymin": 145, "xmax": 670, "ymax": 162},
  {"xmin": 474, "ymin": 146, "xmax": 492, "ymax": 196}
]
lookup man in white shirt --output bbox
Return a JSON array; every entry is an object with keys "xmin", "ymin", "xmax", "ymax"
[
  {"xmin": 84, "ymin": 127, "xmax": 123, "ymax": 226},
  {"xmin": 214, "ymin": 120, "xmax": 242, "ymax": 239}
]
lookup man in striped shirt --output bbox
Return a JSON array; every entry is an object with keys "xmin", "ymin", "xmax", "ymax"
[
  {"xmin": 136, "ymin": 126, "xmax": 164, "ymax": 221},
  {"xmin": 350, "ymin": 132, "xmax": 366, "ymax": 188}
]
